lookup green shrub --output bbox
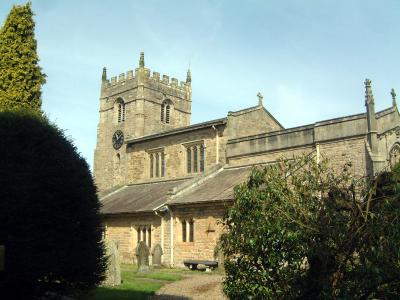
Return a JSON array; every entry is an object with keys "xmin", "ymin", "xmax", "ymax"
[
  {"xmin": 221, "ymin": 155, "xmax": 400, "ymax": 299},
  {"xmin": 0, "ymin": 111, "xmax": 106, "ymax": 299}
]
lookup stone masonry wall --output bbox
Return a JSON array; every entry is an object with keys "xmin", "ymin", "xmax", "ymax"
[
  {"xmin": 103, "ymin": 214, "xmax": 161, "ymax": 264},
  {"xmin": 171, "ymin": 204, "xmax": 227, "ymax": 267},
  {"xmin": 126, "ymin": 125, "xmax": 225, "ymax": 183}
]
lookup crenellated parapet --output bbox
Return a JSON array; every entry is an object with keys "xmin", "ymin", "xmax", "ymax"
[{"xmin": 101, "ymin": 52, "xmax": 191, "ymax": 95}]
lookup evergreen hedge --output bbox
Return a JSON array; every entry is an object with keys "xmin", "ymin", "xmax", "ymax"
[{"xmin": 0, "ymin": 111, "xmax": 106, "ymax": 299}]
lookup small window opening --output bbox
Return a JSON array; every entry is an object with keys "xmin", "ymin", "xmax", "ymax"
[
  {"xmin": 189, "ymin": 220, "xmax": 194, "ymax": 242},
  {"xmin": 182, "ymin": 220, "xmax": 187, "ymax": 242}
]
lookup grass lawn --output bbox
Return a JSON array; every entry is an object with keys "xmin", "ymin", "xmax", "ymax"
[{"xmin": 91, "ymin": 264, "xmax": 186, "ymax": 300}]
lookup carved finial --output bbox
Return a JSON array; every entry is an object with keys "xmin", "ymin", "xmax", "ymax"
[
  {"xmin": 102, "ymin": 67, "xmax": 107, "ymax": 81},
  {"xmin": 365, "ymin": 78, "xmax": 374, "ymax": 105},
  {"xmin": 257, "ymin": 92, "xmax": 263, "ymax": 106},
  {"xmin": 391, "ymin": 88, "xmax": 397, "ymax": 107},
  {"xmin": 139, "ymin": 52, "xmax": 145, "ymax": 68},
  {"xmin": 186, "ymin": 69, "xmax": 191, "ymax": 83}
]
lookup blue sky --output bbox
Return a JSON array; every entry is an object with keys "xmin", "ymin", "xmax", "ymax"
[{"xmin": 1, "ymin": 0, "xmax": 399, "ymax": 170}]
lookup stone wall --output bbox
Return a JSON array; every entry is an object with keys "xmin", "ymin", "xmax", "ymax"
[
  {"xmin": 226, "ymin": 105, "xmax": 283, "ymax": 140},
  {"xmin": 103, "ymin": 204, "xmax": 228, "ymax": 267},
  {"xmin": 103, "ymin": 214, "xmax": 161, "ymax": 264},
  {"xmin": 171, "ymin": 204, "xmax": 226, "ymax": 267},
  {"xmin": 126, "ymin": 125, "xmax": 226, "ymax": 183}
]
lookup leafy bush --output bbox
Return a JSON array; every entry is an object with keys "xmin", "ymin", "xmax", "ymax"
[
  {"xmin": 221, "ymin": 155, "xmax": 400, "ymax": 299},
  {"xmin": 0, "ymin": 111, "xmax": 106, "ymax": 299}
]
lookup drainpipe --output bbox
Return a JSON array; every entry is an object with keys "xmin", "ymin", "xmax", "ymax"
[{"xmin": 212, "ymin": 125, "xmax": 219, "ymax": 164}]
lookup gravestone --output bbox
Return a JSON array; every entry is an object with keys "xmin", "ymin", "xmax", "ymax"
[
  {"xmin": 0, "ymin": 245, "xmax": 4, "ymax": 272},
  {"xmin": 103, "ymin": 240, "xmax": 121, "ymax": 286},
  {"xmin": 136, "ymin": 241, "xmax": 150, "ymax": 272},
  {"xmin": 152, "ymin": 244, "xmax": 163, "ymax": 266}
]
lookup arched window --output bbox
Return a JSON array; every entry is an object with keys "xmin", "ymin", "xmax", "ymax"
[
  {"xmin": 155, "ymin": 153, "xmax": 160, "ymax": 177},
  {"xmin": 142, "ymin": 227, "xmax": 147, "ymax": 244},
  {"xmin": 200, "ymin": 144, "xmax": 205, "ymax": 172},
  {"xmin": 116, "ymin": 98, "xmax": 125, "ymax": 123},
  {"xmin": 189, "ymin": 219, "xmax": 194, "ymax": 242},
  {"xmin": 185, "ymin": 143, "xmax": 205, "ymax": 174},
  {"xmin": 193, "ymin": 146, "xmax": 198, "ymax": 172},
  {"xmin": 148, "ymin": 226, "xmax": 151, "ymax": 248},
  {"xmin": 150, "ymin": 154, "xmax": 154, "ymax": 178},
  {"xmin": 161, "ymin": 100, "xmax": 173, "ymax": 124},
  {"xmin": 182, "ymin": 220, "xmax": 187, "ymax": 242},
  {"xmin": 389, "ymin": 144, "xmax": 400, "ymax": 169},
  {"xmin": 137, "ymin": 226, "xmax": 141, "ymax": 243},
  {"xmin": 187, "ymin": 147, "xmax": 192, "ymax": 173},
  {"xmin": 161, "ymin": 153, "xmax": 165, "ymax": 177},
  {"xmin": 148, "ymin": 150, "xmax": 165, "ymax": 178}
]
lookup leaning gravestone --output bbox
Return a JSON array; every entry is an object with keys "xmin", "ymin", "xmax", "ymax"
[
  {"xmin": 0, "ymin": 245, "xmax": 4, "ymax": 271},
  {"xmin": 103, "ymin": 240, "xmax": 121, "ymax": 286},
  {"xmin": 152, "ymin": 244, "xmax": 163, "ymax": 266},
  {"xmin": 136, "ymin": 241, "xmax": 150, "ymax": 272}
]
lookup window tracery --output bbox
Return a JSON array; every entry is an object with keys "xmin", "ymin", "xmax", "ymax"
[{"xmin": 186, "ymin": 143, "xmax": 205, "ymax": 174}]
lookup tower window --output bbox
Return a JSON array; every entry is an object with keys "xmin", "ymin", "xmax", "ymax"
[
  {"xmin": 116, "ymin": 98, "xmax": 125, "ymax": 123},
  {"xmin": 166, "ymin": 105, "xmax": 170, "ymax": 124},
  {"xmin": 149, "ymin": 149, "xmax": 166, "ymax": 178},
  {"xmin": 161, "ymin": 100, "xmax": 172, "ymax": 124},
  {"xmin": 186, "ymin": 143, "xmax": 205, "ymax": 174}
]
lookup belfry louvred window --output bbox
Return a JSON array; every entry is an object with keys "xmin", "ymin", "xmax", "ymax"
[
  {"xmin": 116, "ymin": 98, "xmax": 125, "ymax": 123},
  {"xmin": 186, "ymin": 143, "xmax": 205, "ymax": 174},
  {"xmin": 161, "ymin": 100, "xmax": 172, "ymax": 124},
  {"xmin": 149, "ymin": 150, "xmax": 165, "ymax": 178}
]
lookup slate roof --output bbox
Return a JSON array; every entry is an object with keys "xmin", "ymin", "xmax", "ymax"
[
  {"xmin": 169, "ymin": 166, "xmax": 252, "ymax": 205},
  {"xmin": 101, "ymin": 178, "xmax": 188, "ymax": 215},
  {"xmin": 100, "ymin": 166, "xmax": 253, "ymax": 215}
]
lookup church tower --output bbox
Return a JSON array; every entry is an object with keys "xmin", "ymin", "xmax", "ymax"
[{"xmin": 94, "ymin": 53, "xmax": 192, "ymax": 192}]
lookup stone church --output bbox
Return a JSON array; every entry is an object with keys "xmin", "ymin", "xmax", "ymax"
[{"xmin": 94, "ymin": 53, "xmax": 400, "ymax": 267}]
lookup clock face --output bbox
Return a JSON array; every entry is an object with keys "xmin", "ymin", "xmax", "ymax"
[{"xmin": 112, "ymin": 130, "xmax": 124, "ymax": 150}]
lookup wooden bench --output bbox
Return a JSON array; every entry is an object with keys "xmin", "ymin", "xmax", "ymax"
[{"xmin": 183, "ymin": 259, "xmax": 218, "ymax": 270}]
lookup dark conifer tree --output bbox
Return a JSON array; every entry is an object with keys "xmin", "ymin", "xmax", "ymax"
[{"xmin": 0, "ymin": 111, "xmax": 107, "ymax": 299}]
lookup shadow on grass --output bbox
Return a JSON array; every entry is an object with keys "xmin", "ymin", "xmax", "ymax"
[{"xmin": 93, "ymin": 286, "xmax": 155, "ymax": 300}]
